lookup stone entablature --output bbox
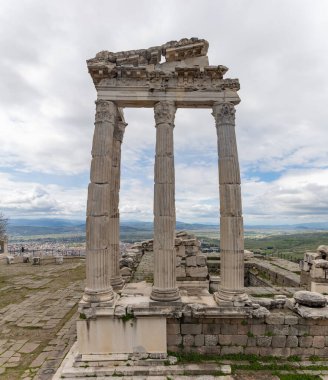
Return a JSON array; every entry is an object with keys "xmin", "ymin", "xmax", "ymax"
[{"xmin": 87, "ymin": 38, "xmax": 240, "ymax": 108}]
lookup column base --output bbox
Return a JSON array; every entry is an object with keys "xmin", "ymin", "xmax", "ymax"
[
  {"xmin": 214, "ymin": 287, "xmax": 248, "ymax": 307},
  {"xmin": 110, "ymin": 276, "xmax": 124, "ymax": 291},
  {"xmin": 82, "ymin": 287, "xmax": 115, "ymax": 305},
  {"xmin": 150, "ymin": 287, "xmax": 180, "ymax": 302}
]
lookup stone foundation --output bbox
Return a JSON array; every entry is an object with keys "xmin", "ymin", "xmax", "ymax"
[{"xmin": 166, "ymin": 311, "xmax": 328, "ymax": 357}]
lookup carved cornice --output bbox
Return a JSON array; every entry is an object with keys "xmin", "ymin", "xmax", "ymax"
[
  {"xmin": 95, "ymin": 100, "xmax": 118, "ymax": 123},
  {"xmin": 154, "ymin": 101, "xmax": 176, "ymax": 125},
  {"xmin": 212, "ymin": 102, "xmax": 236, "ymax": 125},
  {"xmin": 88, "ymin": 65, "xmax": 239, "ymax": 91}
]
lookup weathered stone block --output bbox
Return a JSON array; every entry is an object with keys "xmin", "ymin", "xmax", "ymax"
[
  {"xmin": 271, "ymin": 335, "xmax": 286, "ymax": 348},
  {"xmin": 196, "ymin": 255, "xmax": 207, "ymax": 266},
  {"xmin": 185, "ymin": 246, "xmax": 199, "ymax": 255},
  {"xmin": 176, "ymin": 245, "xmax": 186, "ymax": 257},
  {"xmin": 221, "ymin": 324, "xmax": 238, "ymax": 335},
  {"xmin": 194, "ymin": 334, "xmax": 205, "ymax": 347},
  {"xmin": 186, "ymin": 266, "xmax": 208, "ymax": 278},
  {"xmin": 290, "ymin": 347, "xmax": 315, "ymax": 357},
  {"xmin": 256, "ymin": 336, "xmax": 272, "ymax": 347},
  {"xmin": 204, "ymin": 346, "xmax": 221, "ymax": 354},
  {"xmin": 286, "ymin": 336, "xmax": 298, "ymax": 348},
  {"xmin": 203, "ymin": 324, "xmax": 221, "ymax": 335},
  {"xmin": 299, "ymin": 336, "xmax": 313, "ymax": 348},
  {"xmin": 205, "ymin": 335, "xmax": 218, "ymax": 346},
  {"xmin": 313, "ymin": 336, "xmax": 325, "ymax": 348},
  {"xmin": 247, "ymin": 337, "xmax": 257, "ymax": 347},
  {"xmin": 218, "ymin": 334, "xmax": 232, "ymax": 345},
  {"xmin": 186, "ymin": 256, "xmax": 197, "ymax": 267},
  {"xmin": 251, "ymin": 324, "xmax": 266, "ymax": 336},
  {"xmin": 183, "ymin": 334, "xmax": 194, "ymax": 347},
  {"xmin": 176, "ymin": 267, "xmax": 186, "ymax": 278},
  {"xmin": 237, "ymin": 324, "xmax": 249, "ymax": 335},
  {"xmin": 315, "ymin": 347, "xmax": 328, "ymax": 357},
  {"xmin": 295, "ymin": 325, "xmax": 309, "ymax": 336},
  {"xmin": 266, "ymin": 313, "xmax": 285, "ymax": 325},
  {"xmin": 268, "ymin": 325, "xmax": 289, "ymax": 336},
  {"xmin": 183, "ymin": 239, "xmax": 199, "ymax": 246},
  {"xmin": 167, "ymin": 324, "xmax": 180, "ymax": 335},
  {"xmin": 221, "ymin": 346, "xmax": 243, "ymax": 355},
  {"xmin": 167, "ymin": 334, "xmax": 182, "ymax": 346},
  {"xmin": 176, "ymin": 257, "xmax": 182, "ymax": 267},
  {"xmin": 231, "ymin": 335, "xmax": 248, "ymax": 346},
  {"xmin": 309, "ymin": 325, "xmax": 328, "ymax": 335},
  {"xmin": 259, "ymin": 347, "xmax": 272, "ymax": 356},
  {"xmin": 181, "ymin": 323, "xmax": 202, "ymax": 335},
  {"xmin": 284, "ymin": 314, "xmax": 298, "ymax": 325},
  {"xmin": 272, "ymin": 347, "xmax": 290, "ymax": 357},
  {"xmin": 245, "ymin": 347, "xmax": 259, "ymax": 355}
]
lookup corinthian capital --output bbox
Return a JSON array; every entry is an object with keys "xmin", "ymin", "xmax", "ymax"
[
  {"xmin": 95, "ymin": 100, "xmax": 118, "ymax": 123},
  {"xmin": 154, "ymin": 101, "xmax": 176, "ymax": 126},
  {"xmin": 113, "ymin": 121, "xmax": 127, "ymax": 142},
  {"xmin": 212, "ymin": 102, "xmax": 236, "ymax": 125}
]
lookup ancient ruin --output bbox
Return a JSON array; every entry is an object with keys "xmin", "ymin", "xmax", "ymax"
[
  {"xmin": 55, "ymin": 38, "xmax": 328, "ymax": 378},
  {"xmin": 300, "ymin": 245, "xmax": 328, "ymax": 293}
]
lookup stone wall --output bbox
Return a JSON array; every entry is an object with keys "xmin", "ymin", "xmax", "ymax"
[
  {"xmin": 167, "ymin": 311, "xmax": 328, "ymax": 358},
  {"xmin": 246, "ymin": 270, "xmax": 271, "ymax": 287},
  {"xmin": 245, "ymin": 261, "xmax": 300, "ymax": 288}
]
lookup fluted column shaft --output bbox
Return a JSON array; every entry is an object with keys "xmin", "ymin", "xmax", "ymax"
[
  {"xmin": 212, "ymin": 102, "xmax": 247, "ymax": 305},
  {"xmin": 83, "ymin": 100, "xmax": 118, "ymax": 304},
  {"xmin": 109, "ymin": 120, "xmax": 126, "ymax": 290},
  {"xmin": 150, "ymin": 101, "xmax": 180, "ymax": 302}
]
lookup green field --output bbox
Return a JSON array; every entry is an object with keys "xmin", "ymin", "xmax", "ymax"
[{"xmin": 198, "ymin": 231, "xmax": 328, "ymax": 261}]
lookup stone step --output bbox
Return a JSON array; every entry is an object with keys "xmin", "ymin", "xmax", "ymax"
[{"xmin": 61, "ymin": 363, "xmax": 231, "ymax": 378}]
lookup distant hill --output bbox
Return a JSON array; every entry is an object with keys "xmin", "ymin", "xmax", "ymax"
[{"xmin": 7, "ymin": 218, "xmax": 328, "ymax": 237}]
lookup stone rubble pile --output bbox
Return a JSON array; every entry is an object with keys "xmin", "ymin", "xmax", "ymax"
[
  {"xmin": 175, "ymin": 231, "xmax": 208, "ymax": 281},
  {"xmin": 119, "ymin": 231, "xmax": 208, "ymax": 284},
  {"xmin": 119, "ymin": 244, "xmax": 145, "ymax": 282}
]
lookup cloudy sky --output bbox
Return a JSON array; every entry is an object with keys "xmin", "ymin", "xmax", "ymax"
[{"xmin": 0, "ymin": 0, "xmax": 327, "ymax": 225}]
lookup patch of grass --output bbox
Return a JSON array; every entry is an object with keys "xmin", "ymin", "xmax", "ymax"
[
  {"xmin": 79, "ymin": 312, "xmax": 86, "ymax": 320},
  {"xmin": 309, "ymin": 355, "xmax": 321, "ymax": 362},
  {"xmin": 247, "ymin": 331, "xmax": 254, "ymax": 337},
  {"xmin": 121, "ymin": 312, "xmax": 134, "ymax": 323},
  {"xmin": 251, "ymin": 293, "xmax": 275, "ymax": 298},
  {"xmin": 287, "ymin": 355, "xmax": 301, "ymax": 362}
]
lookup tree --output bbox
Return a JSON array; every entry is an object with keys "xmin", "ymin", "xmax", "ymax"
[{"xmin": 0, "ymin": 212, "xmax": 8, "ymax": 239}]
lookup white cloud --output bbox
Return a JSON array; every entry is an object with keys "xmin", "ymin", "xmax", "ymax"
[
  {"xmin": 0, "ymin": 0, "xmax": 327, "ymax": 223},
  {"xmin": 0, "ymin": 173, "xmax": 86, "ymax": 218}
]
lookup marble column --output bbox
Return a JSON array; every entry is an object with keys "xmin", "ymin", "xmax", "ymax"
[
  {"xmin": 82, "ymin": 100, "xmax": 117, "ymax": 305},
  {"xmin": 109, "ymin": 118, "xmax": 127, "ymax": 290},
  {"xmin": 212, "ymin": 102, "xmax": 248, "ymax": 305},
  {"xmin": 150, "ymin": 101, "xmax": 180, "ymax": 302}
]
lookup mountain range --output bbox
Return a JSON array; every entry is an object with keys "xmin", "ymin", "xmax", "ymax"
[{"xmin": 6, "ymin": 218, "xmax": 328, "ymax": 237}]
